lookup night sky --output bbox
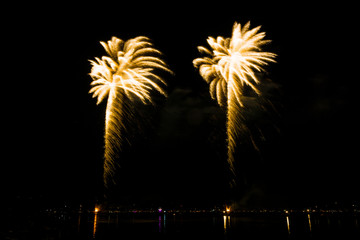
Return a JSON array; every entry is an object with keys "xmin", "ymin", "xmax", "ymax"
[{"xmin": 4, "ymin": 1, "xmax": 358, "ymax": 208}]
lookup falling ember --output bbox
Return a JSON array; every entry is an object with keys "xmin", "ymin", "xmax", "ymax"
[
  {"xmin": 89, "ymin": 36, "xmax": 172, "ymax": 186},
  {"xmin": 193, "ymin": 22, "xmax": 276, "ymax": 180}
]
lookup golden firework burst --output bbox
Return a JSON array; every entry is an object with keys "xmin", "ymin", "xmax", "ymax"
[
  {"xmin": 193, "ymin": 22, "xmax": 276, "ymax": 177},
  {"xmin": 89, "ymin": 36, "xmax": 172, "ymax": 186}
]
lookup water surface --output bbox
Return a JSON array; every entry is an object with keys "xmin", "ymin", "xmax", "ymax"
[{"xmin": 4, "ymin": 211, "xmax": 360, "ymax": 239}]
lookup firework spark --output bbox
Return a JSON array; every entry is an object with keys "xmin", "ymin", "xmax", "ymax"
[
  {"xmin": 89, "ymin": 36, "xmax": 172, "ymax": 186},
  {"xmin": 193, "ymin": 22, "xmax": 276, "ymax": 177}
]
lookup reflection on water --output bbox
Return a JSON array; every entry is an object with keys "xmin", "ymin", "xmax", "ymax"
[
  {"xmin": 286, "ymin": 215, "xmax": 291, "ymax": 235},
  {"xmin": 7, "ymin": 211, "xmax": 360, "ymax": 240},
  {"xmin": 223, "ymin": 215, "xmax": 230, "ymax": 232},
  {"xmin": 77, "ymin": 212, "xmax": 81, "ymax": 232},
  {"xmin": 308, "ymin": 213, "xmax": 312, "ymax": 232},
  {"xmin": 158, "ymin": 215, "xmax": 162, "ymax": 233},
  {"xmin": 93, "ymin": 212, "xmax": 98, "ymax": 238}
]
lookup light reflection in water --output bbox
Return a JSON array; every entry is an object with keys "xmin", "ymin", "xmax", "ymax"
[
  {"xmin": 223, "ymin": 215, "xmax": 230, "ymax": 232},
  {"xmin": 164, "ymin": 214, "xmax": 166, "ymax": 232},
  {"xmin": 286, "ymin": 216, "xmax": 290, "ymax": 235},
  {"xmin": 78, "ymin": 205, "xmax": 82, "ymax": 232},
  {"xmin": 93, "ymin": 212, "xmax": 98, "ymax": 238},
  {"xmin": 158, "ymin": 214, "xmax": 167, "ymax": 233},
  {"xmin": 83, "ymin": 211, "xmax": 360, "ymax": 239},
  {"xmin": 158, "ymin": 215, "xmax": 162, "ymax": 233},
  {"xmin": 223, "ymin": 215, "xmax": 226, "ymax": 231},
  {"xmin": 77, "ymin": 213, "xmax": 81, "ymax": 232}
]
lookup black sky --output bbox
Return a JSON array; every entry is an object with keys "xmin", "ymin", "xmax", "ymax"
[{"xmin": 4, "ymin": 1, "xmax": 359, "ymax": 207}]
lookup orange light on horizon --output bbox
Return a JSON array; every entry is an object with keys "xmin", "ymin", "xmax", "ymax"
[{"xmin": 226, "ymin": 207, "xmax": 231, "ymax": 213}]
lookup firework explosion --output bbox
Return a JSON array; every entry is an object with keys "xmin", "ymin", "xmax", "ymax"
[
  {"xmin": 193, "ymin": 22, "xmax": 276, "ymax": 178},
  {"xmin": 89, "ymin": 36, "xmax": 172, "ymax": 186}
]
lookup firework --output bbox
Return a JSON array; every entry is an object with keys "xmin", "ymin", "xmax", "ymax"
[
  {"xmin": 89, "ymin": 36, "xmax": 172, "ymax": 186},
  {"xmin": 193, "ymin": 22, "xmax": 276, "ymax": 176}
]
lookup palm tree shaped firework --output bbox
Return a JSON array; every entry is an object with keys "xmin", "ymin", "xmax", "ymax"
[
  {"xmin": 89, "ymin": 36, "xmax": 172, "ymax": 187},
  {"xmin": 193, "ymin": 22, "xmax": 276, "ymax": 179}
]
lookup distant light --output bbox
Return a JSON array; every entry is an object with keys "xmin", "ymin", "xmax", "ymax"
[
  {"xmin": 226, "ymin": 207, "xmax": 231, "ymax": 213},
  {"xmin": 158, "ymin": 207, "xmax": 163, "ymax": 213},
  {"xmin": 95, "ymin": 207, "xmax": 100, "ymax": 213}
]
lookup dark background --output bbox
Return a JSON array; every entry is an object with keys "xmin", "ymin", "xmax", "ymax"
[{"xmin": 4, "ymin": 1, "xmax": 358, "ymax": 208}]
